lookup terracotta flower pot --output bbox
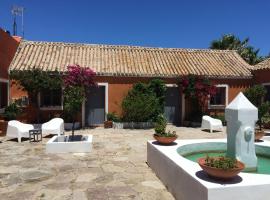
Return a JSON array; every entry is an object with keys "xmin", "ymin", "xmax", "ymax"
[
  {"xmin": 104, "ymin": 121, "xmax": 113, "ymax": 128},
  {"xmin": 153, "ymin": 134, "xmax": 178, "ymax": 145},
  {"xmin": 198, "ymin": 157, "xmax": 245, "ymax": 180},
  {"xmin": 255, "ymin": 130, "xmax": 265, "ymax": 141}
]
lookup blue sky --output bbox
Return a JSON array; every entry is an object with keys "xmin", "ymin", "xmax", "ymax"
[{"xmin": 1, "ymin": 0, "xmax": 270, "ymax": 55}]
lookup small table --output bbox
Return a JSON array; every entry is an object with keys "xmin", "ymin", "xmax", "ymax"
[{"xmin": 29, "ymin": 129, "xmax": 42, "ymax": 142}]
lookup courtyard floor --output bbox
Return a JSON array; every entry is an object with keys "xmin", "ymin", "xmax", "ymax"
[{"xmin": 0, "ymin": 126, "xmax": 226, "ymax": 200}]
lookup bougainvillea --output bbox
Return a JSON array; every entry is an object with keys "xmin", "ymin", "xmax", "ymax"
[
  {"xmin": 63, "ymin": 65, "xmax": 96, "ymax": 137},
  {"xmin": 64, "ymin": 64, "xmax": 96, "ymax": 89},
  {"xmin": 179, "ymin": 75, "xmax": 216, "ymax": 114}
]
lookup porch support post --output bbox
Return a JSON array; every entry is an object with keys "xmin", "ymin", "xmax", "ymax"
[
  {"xmin": 181, "ymin": 94, "xmax": 185, "ymax": 125},
  {"xmin": 82, "ymin": 99, "xmax": 85, "ymax": 127}
]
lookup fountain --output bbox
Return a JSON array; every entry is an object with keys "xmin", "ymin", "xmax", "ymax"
[
  {"xmin": 225, "ymin": 92, "xmax": 258, "ymax": 171},
  {"xmin": 147, "ymin": 92, "xmax": 270, "ymax": 200}
]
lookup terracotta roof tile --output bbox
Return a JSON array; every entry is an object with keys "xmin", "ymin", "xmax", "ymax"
[
  {"xmin": 9, "ymin": 40, "xmax": 253, "ymax": 78},
  {"xmin": 253, "ymin": 58, "xmax": 270, "ymax": 71}
]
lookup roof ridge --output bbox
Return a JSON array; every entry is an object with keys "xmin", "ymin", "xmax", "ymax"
[{"xmin": 21, "ymin": 39, "xmax": 238, "ymax": 53}]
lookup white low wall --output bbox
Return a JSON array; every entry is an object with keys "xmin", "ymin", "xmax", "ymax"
[
  {"xmin": 147, "ymin": 139, "xmax": 270, "ymax": 200},
  {"xmin": 46, "ymin": 135, "xmax": 92, "ymax": 153}
]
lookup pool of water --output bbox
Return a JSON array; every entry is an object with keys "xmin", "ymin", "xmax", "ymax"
[{"xmin": 184, "ymin": 151, "xmax": 270, "ymax": 175}]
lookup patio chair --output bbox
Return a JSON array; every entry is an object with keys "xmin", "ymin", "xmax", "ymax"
[
  {"xmin": 6, "ymin": 120, "xmax": 34, "ymax": 143},
  {"xmin": 201, "ymin": 115, "xmax": 223, "ymax": 133},
  {"xmin": 42, "ymin": 118, "xmax": 64, "ymax": 136}
]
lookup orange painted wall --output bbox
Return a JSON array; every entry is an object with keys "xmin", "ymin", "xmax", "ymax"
[
  {"xmin": 9, "ymin": 75, "xmax": 252, "ymax": 124},
  {"xmin": 0, "ymin": 29, "xmax": 20, "ymax": 79},
  {"xmin": 108, "ymin": 83, "xmax": 132, "ymax": 115}
]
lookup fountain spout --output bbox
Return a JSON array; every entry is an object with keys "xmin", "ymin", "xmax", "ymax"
[{"xmin": 225, "ymin": 92, "xmax": 258, "ymax": 171}]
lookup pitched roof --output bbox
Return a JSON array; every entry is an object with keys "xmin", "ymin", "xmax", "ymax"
[
  {"xmin": 9, "ymin": 40, "xmax": 253, "ymax": 78},
  {"xmin": 253, "ymin": 58, "xmax": 270, "ymax": 71}
]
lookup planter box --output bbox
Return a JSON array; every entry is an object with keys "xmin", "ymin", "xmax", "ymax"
[
  {"xmin": 113, "ymin": 122, "xmax": 154, "ymax": 129},
  {"xmin": 46, "ymin": 135, "xmax": 92, "ymax": 153},
  {"xmin": 64, "ymin": 122, "xmax": 80, "ymax": 130}
]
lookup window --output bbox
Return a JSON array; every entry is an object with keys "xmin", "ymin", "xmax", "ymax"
[
  {"xmin": 40, "ymin": 89, "xmax": 62, "ymax": 109},
  {"xmin": 264, "ymin": 85, "xmax": 270, "ymax": 102},
  {"xmin": 13, "ymin": 96, "xmax": 29, "ymax": 107},
  {"xmin": 0, "ymin": 81, "xmax": 8, "ymax": 111},
  {"xmin": 209, "ymin": 85, "xmax": 228, "ymax": 107}
]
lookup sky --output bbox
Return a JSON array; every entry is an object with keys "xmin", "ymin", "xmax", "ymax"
[{"xmin": 1, "ymin": 0, "xmax": 270, "ymax": 56}]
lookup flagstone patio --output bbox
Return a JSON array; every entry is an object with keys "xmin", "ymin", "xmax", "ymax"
[{"xmin": 0, "ymin": 126, "xmax": 226, "ymax": 200}]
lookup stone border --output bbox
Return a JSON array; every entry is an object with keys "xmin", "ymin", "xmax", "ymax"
[{"xmin": 113, "ymin": 122, "xmax": 154, "ymax": 129}]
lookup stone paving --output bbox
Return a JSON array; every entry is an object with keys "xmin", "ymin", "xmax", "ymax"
[{"xmin": 0, "ymin": 126, "xmax": 226, "ymax": 200}]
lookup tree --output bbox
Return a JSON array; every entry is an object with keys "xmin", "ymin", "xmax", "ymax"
[
  {"xmin": 10, "ymin": 69, "xmax": 62, "ymax": 122},
  {"xmin": 179, "ymin": 75, "xmax": 216, "ymax": 116},
  {"xmin": 210, "ymin": 34, "xmax": 264, "ymax": 65},
  {"xmin": 244, "ymin": 85, "xmax": 270, "ymax": 130},
  {"xmin": 63, "ymin": 65, "xmax": 96, "ymax": 138}
]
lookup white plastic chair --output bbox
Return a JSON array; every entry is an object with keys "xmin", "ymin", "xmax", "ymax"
[
  {"xmin": 201, "ymin": 115, "xmax": 223, "ymax": 133},
  {"xmin": 42, "ymin": 118, "xmax": 64, "ymax": 136},
  {"xmin": 6, "ymin": 120, "xmax": 34, "ymax": 143}
]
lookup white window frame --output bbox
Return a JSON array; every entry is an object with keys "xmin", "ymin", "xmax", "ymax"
[
  {"xmin": 0, "ymin": 78, "xmax": 9, "ymax": 113},
  {"xmin": 38, "ymin": 88, "xmax": 63, "ymax": 111},
  {"xmin": 208, "ymin": 84, "xmax": 228, "ymax": 109}
]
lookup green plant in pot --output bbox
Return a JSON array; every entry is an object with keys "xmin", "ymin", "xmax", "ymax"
[
  {"xmin": 4, "ymin": 103, "xmax": 22, "ymax": 121},
  {"xmin": 198, "ymin": 155, "xmax": 245, "ymax": 180},
  {"xmin": 104, "ymin": 112, "xmax": 120, "ymax": 128},
  {"xmin": 0, "ymin": 103, "xmax": 22, "ymax": 136},
  {"xmin": 153, "ymin": 114, "xmax": 177, "ymax": 144},
  {"xmin": 244, "ymin": 85, "xmax": 270, "ymax": 140}
]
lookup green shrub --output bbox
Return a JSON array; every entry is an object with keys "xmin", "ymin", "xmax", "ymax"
[
  {"xmin": 154, "ymin": 114, "xmax": 167, "ymax": 134},
  {"xmin": 4, "ymin": 103, "xmax": 22, "ymax": 121},
  {"xmin": 122, "ymin": 79, "xmax": 166, "ymax": 122},
  {"xmin": 122, "ymin": 92, "xmax": 159, "ymax": 122},
  {"xmin": 148, "ymin": 79, "xmax": 166, "ymax": 113},
  {"xmin": 244, "ymin": 85, "xmax": 270, "ymax": 130},
  {"xmin": 154, "ymin": 114, "xmax": 177, "ymax": 137},
  {"xmin": 107, "ymin": 112, "xmax": 120, "ymax": 122}
]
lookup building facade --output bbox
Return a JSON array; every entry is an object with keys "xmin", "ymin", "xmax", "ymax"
[{"xmin": 2, "ymin": 28, "xmax": 269, "ymax": 127}]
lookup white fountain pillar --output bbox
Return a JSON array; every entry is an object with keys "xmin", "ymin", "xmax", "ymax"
[{"xmin": 225, "ymin": 92, "xmax": 258, "ymax": 171}]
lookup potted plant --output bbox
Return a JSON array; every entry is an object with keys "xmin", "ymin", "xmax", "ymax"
[
  {"xmin": 104, "ymin": 112, "xmax": 119, "ymax": 128},
  {"xmin": 0, "ymin": 103, "xmax": 22, "ymax": 136},
  {"xmin": 198, "ymin": 155, "xmax": 245, "ymax": 180},
  {"xmin": 153, "ymin": 114, "xmax": 177, "ymax": 144},
  {"xmin": 244, "ymin": 85, "xmax": 270, "ymax": 141}
]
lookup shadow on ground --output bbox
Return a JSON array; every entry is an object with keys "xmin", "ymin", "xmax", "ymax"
[{"xmin": 195, "ymin": 170, "xmax": 243, "ymax": 185}]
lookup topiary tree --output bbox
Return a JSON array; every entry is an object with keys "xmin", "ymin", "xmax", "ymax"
[
  {"xmin": 63, "ymin": 65, "xmax": 96, "ymax": 138},
  {"xmin": 10, "ymin": 69, "xmax": 62, "ymax": 122},
  {"xmin": 244, "ymin": 85, "xmax": 270, "ymax": 130}
]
